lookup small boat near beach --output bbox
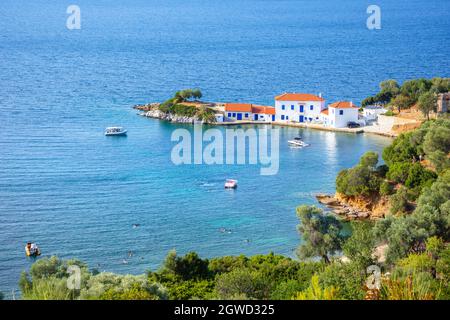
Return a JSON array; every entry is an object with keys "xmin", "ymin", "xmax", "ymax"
[
  {"xmin": 105, "ymin": 126, "xmax": 127, "ymax": 136},
  {"xmin": 288, "ymin": 137, "xmax": 309, "ymax": 148},
  {"xmin": 224, "ymin": 179, "xmax": 238, "ymax": 189}
]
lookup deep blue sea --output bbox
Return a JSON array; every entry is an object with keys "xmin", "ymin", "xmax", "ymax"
[{"xmin": 0, "ymin": 0, "xmax": 449, "ymax": 297}]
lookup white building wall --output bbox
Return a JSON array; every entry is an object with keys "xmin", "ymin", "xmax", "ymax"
[
  {"xmin": 328, "ymin": 107, "xmax": 359, "ymax": 128},
  {"xmin": 275, "ymin": 100, "xmax": 325, "ymax": 122},
  {"xmin": 253, "ymin": 113, "xmax": 274, "ymax": 122},
  {"xmin": 362, "ymin": 108, "xmax": 387, "ymax": 121},
  {"xmin": 224, "ymin": 111, "xmax": 252, "ymax": 121}
]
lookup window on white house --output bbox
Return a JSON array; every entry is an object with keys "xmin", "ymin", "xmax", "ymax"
[{"xmin": 339, "ymin": 110, "xmax": 344, "ymax": 115}]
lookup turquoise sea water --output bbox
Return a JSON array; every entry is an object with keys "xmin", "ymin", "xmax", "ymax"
[{"xmin": 0, "ymin": 0, "xmax": 449, "ymax": 296}]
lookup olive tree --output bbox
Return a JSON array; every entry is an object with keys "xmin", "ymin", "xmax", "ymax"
[{"xmin": 296, "ymin": 205, "xmax": 343, "ymax": 264}]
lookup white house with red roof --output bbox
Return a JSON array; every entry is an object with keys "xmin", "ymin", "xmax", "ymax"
[
  {"xmin": 274, "ymin": 93, "xmax": 326, "ymax": 123},
  {"xmin": 224, "ymin": 103, "xmax": 275, "ymax": 122},
  {"xmin": 320, "ymin": 101, "xmax": 360, "ymax": 128}
]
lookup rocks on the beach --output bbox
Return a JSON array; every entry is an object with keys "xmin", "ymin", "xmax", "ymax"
[
  {"xmin": 332, "ymin": 208, "xmax": 349, "ymax": 215},
  {"xmin": 143, "ymin": 109, "xmax": 200, "ymax": 124},
  {"xmin": 316, "ymin": 194, "xmax": 340, "ymax": 206},
  {"xmin": 316, "ymin": 193, "xmax": 375, "ymax": 220}
]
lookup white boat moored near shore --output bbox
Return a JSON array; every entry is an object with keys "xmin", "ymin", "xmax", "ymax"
[
  {"xmin": 288, "ymin": 137, "xmax": 309, "ymax": 147},
  {"xmin": 105, "ymin": 126, "xmax": 127, "ymax": 136}
]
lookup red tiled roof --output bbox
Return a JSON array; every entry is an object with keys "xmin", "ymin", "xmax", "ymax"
[
  {"xmin": 252, "ymin": 105, "xmax": 276, "ymax": 115},
  {"xmin": 224, "ymin": 103, "xmax": 275, "ymax": 115},
  {"xmin": 275, "ymin": 93, "xmax": 324, "ymax": 102},
  {"xmin": 224, "ymin": 103, "xmax": 253, "ymax": 112},
  {"xmin": 329, "ymin": 101, "xmax": 359, "ymax": 109},
  {"xmin": 321, "ymin": 109, "xmax": 329, "ymax": 115}
]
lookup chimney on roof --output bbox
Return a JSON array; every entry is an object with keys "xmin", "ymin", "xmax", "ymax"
[
  {"xmin": 350, "ymin": 101, "xmax": 353, "ymax": 107},
  {"xmin": 319, "ymin": 92, "xmax": 322, "ymax": 98}
]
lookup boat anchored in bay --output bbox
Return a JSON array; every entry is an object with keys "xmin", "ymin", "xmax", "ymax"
[
  {"xmin": 105, "ymin": 126, "xmax": 127, "ymax": 136},
  {"xmin": 288, "ymin": 137, "xmax": 309, "ymax": 148}
]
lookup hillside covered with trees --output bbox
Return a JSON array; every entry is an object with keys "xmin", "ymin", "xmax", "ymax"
[{"xmin": 362, "ymin": 78, "xmax": 450, "ymax": 119}]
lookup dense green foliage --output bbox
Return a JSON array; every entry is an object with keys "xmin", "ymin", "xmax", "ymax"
[
  {"xmin": 19, "ymin": 256, "xmax": 166, "ymax": 300},
  {"xmin": 296, "ymin": 205, "xmax": 343, "ymax": 263},
  {"xmin": 361, "ymin": 78, "xmax": 450, "ymax": 115},
  {"xmin": 157, "ymin": 89, "xmax": 216, "ymax": 122},
  {"xmin": 336, "ymin": 151, "xmax": 382, "ymax": 196},
  {"xmin": 418, "ymin": 91, "xmax": 438, "ymax": 120}
]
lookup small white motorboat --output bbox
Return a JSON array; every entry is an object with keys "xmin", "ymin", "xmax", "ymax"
[
  {"xmin": 288, "ymin": 137, "xmax": 309, "ymax": 147},
  {"xmin": 224, "ymin": 179, "xmax": 238, "ymax": 189},
  {"xmin": 105, "ymin": 126, "xmax": 127, "ymax": 136}
]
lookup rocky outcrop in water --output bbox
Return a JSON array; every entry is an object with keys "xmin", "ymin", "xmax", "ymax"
[
  {"xmin": 134, "ymin": 103, "xmax": 201, "ymax": 124},
  {"xmin": 316, "ymin": 193, "xmax": 388, "ymax": 220},
  {"xmin": 143, "ymin": 108, "xmax": 200, "ymax": 124}
]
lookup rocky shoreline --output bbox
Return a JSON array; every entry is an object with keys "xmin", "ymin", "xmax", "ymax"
[
  {"xmin": 134, "ymin": 103, "xmax": 201, "ymax": 124},
  {"xmin": 315, "ymin": 193, "xmax": 387, "ymax": 220}
]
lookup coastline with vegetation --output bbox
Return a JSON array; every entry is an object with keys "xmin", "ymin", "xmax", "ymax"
[
  {"xmin": 134, "ymin": 78, "xmax": 450, "ymax": 138},
  {"xmin": 134, "ymin": 89, "xmax": 217, "ymax": 124},
  {"xmin": 12, "ymin": 117, "xmax": 450, "ymax": 300}
]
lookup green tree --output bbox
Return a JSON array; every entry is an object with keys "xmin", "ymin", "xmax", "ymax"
[
  {"xmin": 192, "ymin": 89, "xmax": 202, "ymax": 100},
  {"xmin": 404, "ymin": 163, "xmax": 436, "ymax": 190},
  {"xmin": 336, "ymin": 165, "xmax": 381, "ymax": 196},
  {"xmin": 342, "ymin": 221, "xmax": 376, "ymax": 268},
  {"xmin": 401, "ymin": 78, "xmax": 432, "ymax": 103},
  {"xmin": 99, "ymin": 282, "xmax": 163, "ymax": 300},
  {"xmin": 318, "ymin": 262, "xmax": 367, "ymax": 299},
  {"xmin": 382, "ymin": 132, "xmax": 420, "ymax": 166},
  {"xmin": 418, "ymin": 92, "xmax": 437, "ymax": 120},
  {"xmin": 389, "ymin": 187, "xmax": 410, "ymax": 215},
  {"xmin": 380, "ymin": 180, "xmax": 395, "ymax": 196},
  {"xmin": 296, "ymin": 206, "xmax": 343, "ymax": 263},
  {"xmin": 430, "ymin": 77, "xmax": 450, "ymax": 94},
  {"xmin": 391, "ymin": 94, "xmax": 413, "ymax": 113},
  {"xmin": 359, "ymin": 151, "xmax": 379, "ymax": 169},
  {"xmin": 380, "ymin": 79, "xmax": 400, "ymax": 97},
  {"xmin": 375, "ymin": 170, "xmax": 450, "ymax": 263},
  {"xmin": 386, "ymin": 162, "xmax": 411, "ymax": 184},
  {"xmin": 422, "ymin": 121, "xmax": 450, "ymax": 172},
  {"xmin": 215, "ymin": 269, "xmax": 271, "ymax": 299},
  {"xmin": 161, "ymin": 251, "xmax": 209, "ymax": 281}
]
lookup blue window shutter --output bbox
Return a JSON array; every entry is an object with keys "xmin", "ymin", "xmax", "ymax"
[
  {"xmin": 281, "ymin": 115, "xmax": 285, "ymax": 120},
  {"xmin": 286, "ymin": 115, "xmax": 289, "ymax": 120},
  {"xmin": 228, "ymin": 113, "xmax": 231, "ymax": 117},
  {"xmin": 310, "ymin": 105, "xmax": 313, "ymax": 110},
  {"xmin": 339, "ymin": 110, "xmax": 344, "ymax": 115},
  {"xmin": 291, "ymin": 105, "xmax": 294, "ymax": 110},
  {"xmin": 282, "ymin": 105, "xmax": 285, "ymax": 110}
]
